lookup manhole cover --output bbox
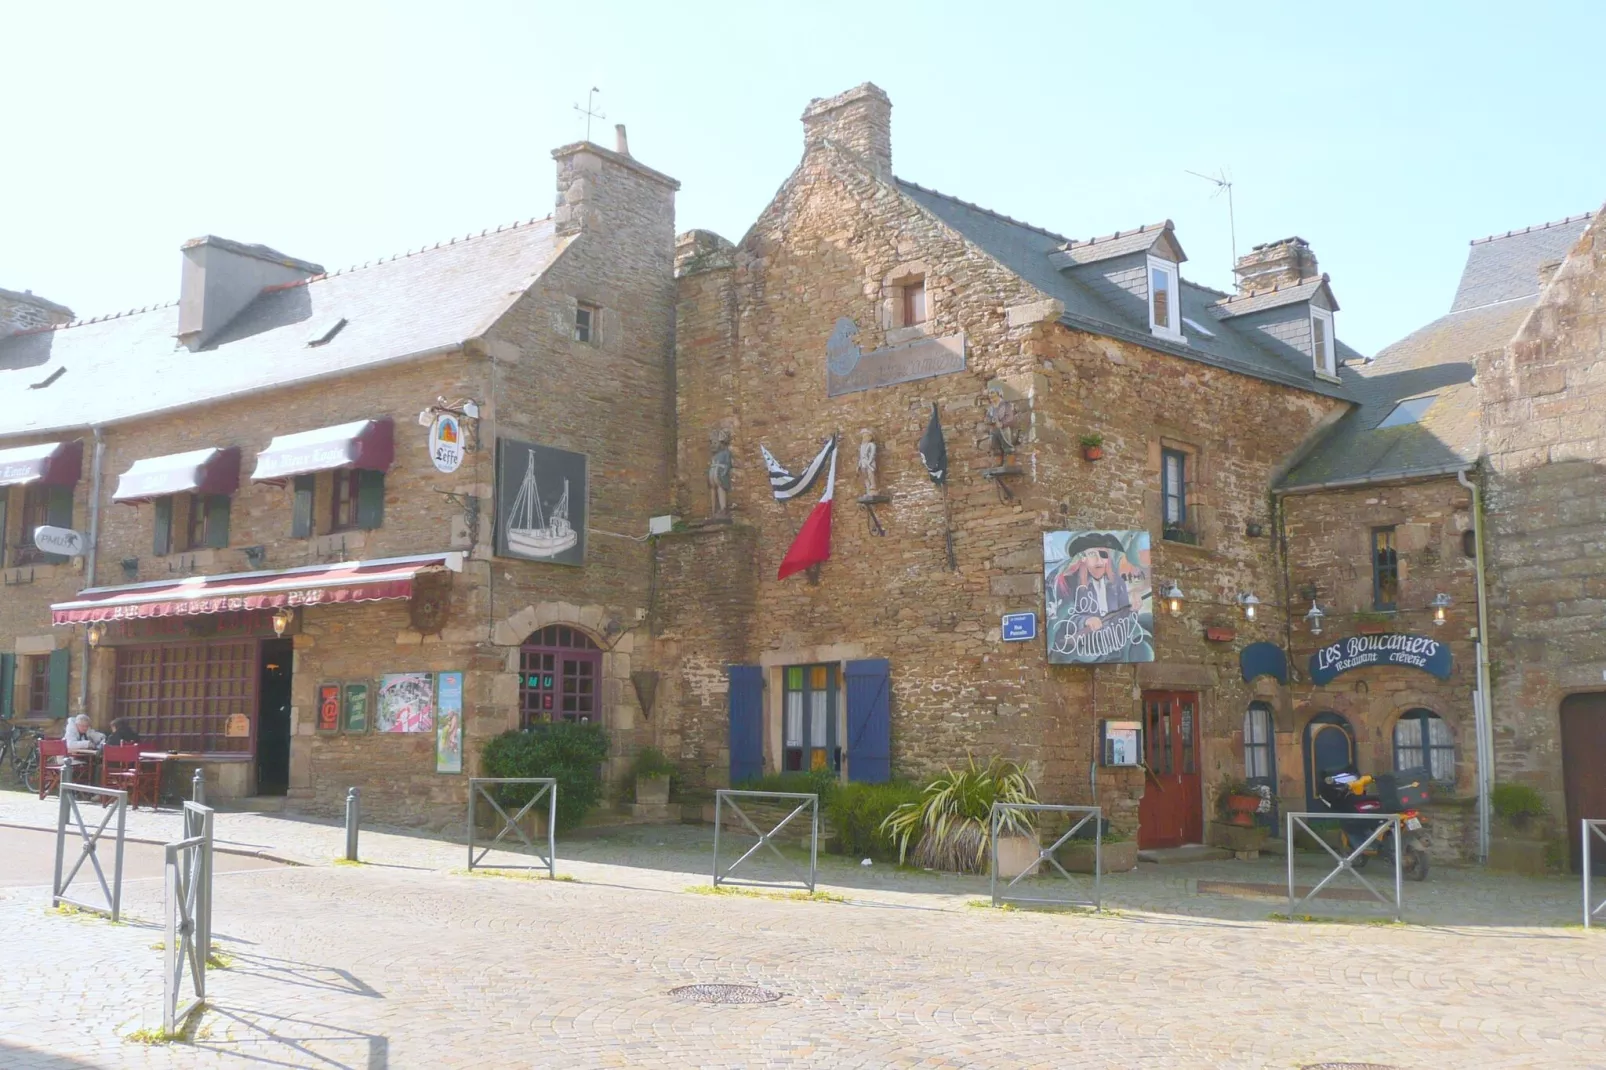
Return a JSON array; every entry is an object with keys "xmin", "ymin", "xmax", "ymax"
[
  {"xmin": 669, "ymin": 983, "xmax": 782, "ymax": 1005},
  {"xmin": 1301, "ymin": 1064, "xmax": 1398, "ymax": 1070}
]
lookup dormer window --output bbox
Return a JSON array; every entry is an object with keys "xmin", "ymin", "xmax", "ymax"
[
  {"xmin": 1311, "ymin": 308, "xmax": 1336, "ymax": 377},
  {"xmin": 1147, "ymin": 257, "xmax": 1182, "ymax": 341}
]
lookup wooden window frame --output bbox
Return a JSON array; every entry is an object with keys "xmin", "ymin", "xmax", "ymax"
[
  {"xmin": 1393, "ymin": 708, "xmax": 1455, "ymax": 784},
  {"xmin": 1371, "ymin": 526, "xmax": 1399, "ymax": 611},
  {"xmin": 330, "ymin": 469, "xmax": 362, "ymax": 533},
  {"xmin": 782, "ymin": 664, "xmax": 839, "ymax": 774},
  {"xmin": 1147, "ymin": 256, "xmax": 1183, "ymax": 341},
  {"xmin": 25, "ymin": 655, "xmax": 50, "ymax": 719},
  {"xmin": 1311, "ymin": 307, "xmax": 1336, "ymax": 378},
  {"xmin": 518, "ymin": 625, "xmax": 602, "ymax": 728},
  {"xmin": 574, "ymin": 302, "xmax": 599, "ymax": 344},
  {"xmin": 901, "ymin": 279, "xmax": 927, "ymax": 327}
]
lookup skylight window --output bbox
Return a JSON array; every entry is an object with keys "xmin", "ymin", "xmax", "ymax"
[
  {"xmin": 1377, "ymin": 395, "xmax": 1438, "ymax": 428},
  {"xmin": 1181, "ymin": 316, "xmax": 1215, "ymax": 338}
]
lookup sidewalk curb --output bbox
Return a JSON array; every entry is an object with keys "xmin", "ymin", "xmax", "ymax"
[{"xmin": 0, "ymin": 820, "xmax": 308, "ymax": 867}]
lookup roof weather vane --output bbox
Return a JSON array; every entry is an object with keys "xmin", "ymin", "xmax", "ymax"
[
  {"xmin": 574, "ymin": 87, "xmax": 605, "ymax": 141},
  {"xmin": 1186, "ymin": 167, "xmax": 1237, "ymax": 273}
]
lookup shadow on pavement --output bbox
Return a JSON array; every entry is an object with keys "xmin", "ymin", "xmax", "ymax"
[
  {"xmin": 192, "ymin": 1006, "xmax": 388, "ymax": 1069},
  {"xmin": 225, "ymin": 951, "xmax": 382, "ymax": 998},
  {"xmin": 0, "ymin": 1040, "xmax": 114, "ymax": 1070}
]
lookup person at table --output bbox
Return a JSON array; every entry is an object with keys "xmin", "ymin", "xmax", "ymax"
[
  {"xmin": 106, "ymin": 718, "xmax": 143, "ymax": 746},
  {"xmin": 64, "ymin": 714, "xmax": 105, "ymax": 753}
]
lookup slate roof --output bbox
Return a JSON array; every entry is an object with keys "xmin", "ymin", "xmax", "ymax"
[
  {"xmin": 1050, "ymin": 222, "xmax": 1183, "ymax": 267},
  {"xmin": 1211, "ymin": 275, "xmax": 1336, "ymax": 319},
  {"xmin": 1281, "ymin": 213, "xmax": 1593, "ymax": 489},
  {"xmin": 896, "ymin": 180, "xmax": 1358, "ymax": 400},
  {"xmin": 0, "ymin": 218, "xmax": 566, "ymax": 438}
]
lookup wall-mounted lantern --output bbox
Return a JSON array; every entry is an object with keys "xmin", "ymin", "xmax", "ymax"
[
  {"xmin": 1163, "ymin": 583, "xmax": 1185, "ymax": 617},
  {"xmin": 86, "ymin": 622, "xmax": 105, "ymax": 649},
  {"xmin": 1431, "ymin": 592, "xmax": 1452, "ymax": 627},
  {"xmin": 272, "ymin": 607, "xmax": 295, "ymax": 637},
  {"xmin": 1238, "ymin": 592, "xmax": 1260, "ymax": 621},
  {"xmin": 1304, "ymin": 601, "xmax": 1326, "ymax": 636}
]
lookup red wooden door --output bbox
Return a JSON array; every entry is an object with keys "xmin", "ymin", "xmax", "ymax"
[
  {"xmin": 1138, "ymin": 691, "xmax": 1203, "ymax": 849},
  {"xmin": 1561, "ymin": 693, "xmax": 1606, "ymax": 874}
]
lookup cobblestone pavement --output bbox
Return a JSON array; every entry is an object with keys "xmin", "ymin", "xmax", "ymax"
[{"xmin": 2, "ymin": 787, "xmax": 1603, "ymax": 1069}]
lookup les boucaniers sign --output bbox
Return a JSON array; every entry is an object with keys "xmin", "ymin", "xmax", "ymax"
[{"xmin": 1308, "ymin": 633, "xmax": 1453, "ymax": 686}]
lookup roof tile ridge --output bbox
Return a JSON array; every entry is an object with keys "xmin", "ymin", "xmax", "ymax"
[
  {"xmin": 1212, "ymin": 273, "xmax": 1326, "ymax": 305},
  {"xmin": 15, "ymin": 299, "xmax": 180, "ymax": 336},
  {"xmin": 895, "ymin": 177, "xmax": 1073, "ymax": 243},
  {"xmin": 264, "ymin": 214, "xmax": 557, "ymax": 291},
  {"xmin": 1063, "ymin": 220, "xmax": 1172, "ymax": 249},
  {"xmin": 1468, "ymin": 211, "xmax": 1595, "ymax": 246}
]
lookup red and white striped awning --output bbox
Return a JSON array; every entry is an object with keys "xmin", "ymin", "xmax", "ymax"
[{"xmin": 51, "ymin": 552, "xmax": 461, "ymax": 625}]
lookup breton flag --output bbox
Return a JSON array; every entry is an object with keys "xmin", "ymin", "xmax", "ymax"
[
  {"xmin": 761, "ymin": 437, "xmax": 836, "ymax": 501},
  {"xmin": 918, "ymin": 402, "xmax": 947, "ymax": 484},
  {"xmin": 777, "ymin": 446, "xmax": 837, "ymax": 579}
]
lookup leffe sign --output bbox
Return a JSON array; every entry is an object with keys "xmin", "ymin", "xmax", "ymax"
[
  {"xmin": 1308, "ymin": 633, "xmax": 1453, "ymax": 686},
  {"xmin": 33, "ymin": 526, "xmax": 85, "ymax": 557}
]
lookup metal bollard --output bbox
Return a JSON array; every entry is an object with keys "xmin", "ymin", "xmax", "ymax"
[
  {"xmin": 344, "ymin": 787, "xmax": 360, "ymax": 862},
  {"xmin": 191, "ymin": 769, "xmax": 205, "ymax": 805}
]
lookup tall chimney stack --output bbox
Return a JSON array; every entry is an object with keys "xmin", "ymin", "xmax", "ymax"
[
  {"xmin": 801, "ymin": 83, "xmax": 892, "ymax": 180},
  {"xmin": 615, "ymin": 124, "xmax": 630, "ymax": 156},
  {"xmin": 1232, "ymin": 237, "xmax": 1319, "ymax": 295},
  {"xmin": 177, "ymin": 236, "xmax": 323, "ymax": 351}
]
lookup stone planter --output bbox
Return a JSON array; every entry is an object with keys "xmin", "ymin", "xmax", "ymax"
[
  {"xmin": 1054, "ymin": 839, "xmax": 1138, "ymax": 874},
  {"xmin": 994, "ymin": 834, "xmax": 1042, "ymax": 879},
  {"xmin": 1488, "ymin": 836, "xmax": 1552, "ymax": 876},
  {"xmin": 1206, "ymin": 820, "xmax": 1269, "ymax": 854},
  {"xmin": 635, "ymin": 774, "xmax": 670, "ymax": 806}
]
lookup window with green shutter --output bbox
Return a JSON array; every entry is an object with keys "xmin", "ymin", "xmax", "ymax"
[
  {"xmin": 0, "ymin": 653, "xmax": 14, "ymax": 719},
  {"xmin": 356, "ymin": 470, "xmax": 385, "ymax": 530},
  {"xmin": 205, "ymin": 494, "xmax": 232, "ymax": 549},
  {"xmin": 291, "ymin": 475, "xmax": 316, "ymax": 538},
  {"xmin": 47, "ymin": 647, "xmax": 69, "ymax": 720},
  {"xmin": 153, "ymin": 496, "xmax": 174, "ymax": 556}
]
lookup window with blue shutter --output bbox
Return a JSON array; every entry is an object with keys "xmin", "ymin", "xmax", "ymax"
[
  {"xmin": 727, "ymin": 664, "xmax": 764, "ymax": 785},
  {"xmin": 845, "ymin": 658, "xmax": 891, "ymax": 783}
]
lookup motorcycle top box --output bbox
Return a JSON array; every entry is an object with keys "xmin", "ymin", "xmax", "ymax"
[{"xmin": 1374, "ymin": 771, "xmax": 1430, "ymax": 811}]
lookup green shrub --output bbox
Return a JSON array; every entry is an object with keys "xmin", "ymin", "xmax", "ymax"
[
  {"xmin": 1490, "ymin": 782, "xmax": 1548, "ymax": 824},
  {"xmin": 881, "ymin": 757, "xmax": 1038, "ymax": 873},
  {"xmin": 733, "ymin": 769, "xmax": 841, "ymax": 802},
  {"xmin": 480, "ymin": 723, "xmax": 610, "ymax": 832},
  {"xmin": 631, "ymin": 746, "xmax": 677, "ymax": 780},
  {"xmin": 826, "ymin": 781, "xmax": 924, "ymax": 859}
]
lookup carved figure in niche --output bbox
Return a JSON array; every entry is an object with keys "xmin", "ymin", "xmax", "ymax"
[
  {"xmin": 707, "ymin": 428, "xmax": 733, "ymax": 518},
  {"xmin": 984, "ymin": 386, "xmax": 1025, "ymax": 464},
  {"xmin": 857, "ymin": 429, "xmax": 878, "ymax": 496}
]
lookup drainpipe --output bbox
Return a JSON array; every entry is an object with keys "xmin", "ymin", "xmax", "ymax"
[
  {"xmin": 1458, "ymin": 467, "xmax": 1493, "ymax": 863},
  {"xmin": 78, "ymin": 426, "xmax": 106, "ymax": 715}
]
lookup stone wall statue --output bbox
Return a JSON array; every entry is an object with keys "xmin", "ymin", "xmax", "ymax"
[
  {"xmin": 857, "ymin": 428, "xmax": 878, "ymax": 497},
  {"xmin": 708, "ymin": 428, "xmax": 733, "ymax": 518},
  {"xmin": 985, "ymin": 386, "xmax": 1024, "ymax": 465}
]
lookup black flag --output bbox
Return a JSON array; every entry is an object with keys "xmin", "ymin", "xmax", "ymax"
[{"xmin": 918, "ymin": 403, "xmax": 947, "ymax": 484}]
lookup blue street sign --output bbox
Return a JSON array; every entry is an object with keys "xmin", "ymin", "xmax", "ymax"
[{"xmin": 1001, "ymin": 612, "xmax": 1037, "ymax": 642}]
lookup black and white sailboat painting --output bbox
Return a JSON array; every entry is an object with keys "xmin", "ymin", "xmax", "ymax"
[{"xmin": 495, "ymin": 438, "xmax": 587, "ymax": 566}]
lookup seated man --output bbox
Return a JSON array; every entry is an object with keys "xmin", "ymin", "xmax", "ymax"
[
  {"xmin": 106, "ymin": 718, "xmax": 143, "ymax": 746},
  {"xmin": 63, "ymin": 714, "xmax": 105, "ymax": 753}
]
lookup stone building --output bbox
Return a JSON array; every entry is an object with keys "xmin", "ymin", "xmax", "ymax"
[
  {"xmin": 656, "ymin": 84, "xmax": 1379, "ymax": 847},
  {"xmin": 0, "ymin": 130, "xmax": 677, "ymax": 821}
]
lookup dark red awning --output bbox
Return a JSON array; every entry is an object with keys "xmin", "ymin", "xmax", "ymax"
[
  {"xmin": 0, "ymin": 439, "xmax": 83, "ymax": 488},
  {"xmin": 51, "ymin": 552, "xmax": 460, "ymax": 624},
  {"xmin": 251, "ymin": 418, "xmax": 393, "ymax": 485},
  {"xmin": 112, "ymin": 446, "xmax": 241, "ymax": 504}
]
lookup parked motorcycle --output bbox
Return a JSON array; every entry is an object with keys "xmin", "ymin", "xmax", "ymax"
[{"xmin": 1315, "ymin": 769, "xmax": 1431, "ymax": 881}]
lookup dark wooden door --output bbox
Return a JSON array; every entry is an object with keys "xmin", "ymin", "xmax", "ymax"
[
  {"xmin": 1139, "ymin": 691, "xmax": 1202, "ymax": 849},
  {"xmin": 1303, "ymin": 712, "xmax": 1355, "ymax": 811},
  {"xmin": 1560, "ymin": 692, "xmax": 1606, "ymax": 875}
]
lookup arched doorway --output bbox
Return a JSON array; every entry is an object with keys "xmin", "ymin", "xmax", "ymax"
[
  {"xmin": 1302, "ymin": 711, "xmax": 1355, "ymax": 811},
  {"xmin": 519, "ymin": 625, "xmax": 602, "ymax": 728},
  {"xmin": 1560, "ymin": 693, "xmax": 1606, "ymax": 874}
]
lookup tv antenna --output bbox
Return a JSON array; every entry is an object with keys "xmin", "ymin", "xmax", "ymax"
[
  {"xmin": 1186, "ymin": 168, "xmax": 1237, "ymax": 270},
  {"xmin": 574, "ymin": 87, "xmax": 605, "ymax": 141}
]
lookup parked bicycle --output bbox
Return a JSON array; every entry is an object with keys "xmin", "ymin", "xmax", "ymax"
[{"xmin": 0, "ymin": 719, "xmax": 42, "ymax": 793}]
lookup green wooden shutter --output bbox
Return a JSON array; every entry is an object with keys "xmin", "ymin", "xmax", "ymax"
[
  {"xmin": 0, "ymin": 653, "xmax": 14, "ymax": 720},
  {"xmin": 356, "ymin": 470, "xmax": 385, "ymax": 530},
  {"xmin": 44, "ymin": 486, "xmax": 75, "ymax": 563},
  {"xmin": 206, "ymin": 495, "xmax": 232, "ymax": 549},
  {"xmin": 152, "ymin": 496, "xmax": 173, "ymax": 555},
  {"xmin": 0, "ymin": 490, "xmax": 7, "ymax": 569},
  {"xmin": 291, "ymin": 475, "xmax": 316, "ymax": 538},
  {"xmin": 47, "ymin": 648, "xmax": 69, "ymax": 720}
]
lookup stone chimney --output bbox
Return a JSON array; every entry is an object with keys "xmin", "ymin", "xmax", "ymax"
[
  {"xmin": 615, "ymin": 124, "xmax": 630, "ymax": 156},
  {"xmin": 552, "ymin": 140, "xmax": 680, "ymax": 240},
  {"xmin": 0, "ymin": 287, "xmax": 74, "ymax": 339},
  {"xmin": 801, "ymin": 83, "xmax": 892, "ymax": 179},
  {"xmin": 177, "ymin": 236, "xmax": 323, "ymax": 351},
  {"xmin": 1233, "ymin": 237, "xmax": 1319, "ymax": 295}
]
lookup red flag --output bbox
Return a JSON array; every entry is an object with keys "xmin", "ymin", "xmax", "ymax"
[{"xmin": 777, "ymin": 447, "xmax": 837, "ymax": 579}]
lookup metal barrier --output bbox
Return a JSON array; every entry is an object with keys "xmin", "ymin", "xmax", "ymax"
[
  {"xmin": 712, "ymin": 790, "xmax": 818, "ymax": 894},
  {"xmin": 1584, "ymin": 819, "xmax": 1606, "ymax": 928},
  {"xmin": 467, "ymin": 777, "xmax": 556, "ymax": 876},
  {"xmin": 163, "ymin": 801, "xmax": 214, "ymax": 1034},
  {"xmin": 1285, "ymin": 811, "xmax": 1403, "ymax": 921},
  {"xmin": 989, "ymin": 803, "xmax": 1103, "ymax": 911},
  {"xmin": 52, "ymin": 781, "xmax": 128, "ymax": 921}
]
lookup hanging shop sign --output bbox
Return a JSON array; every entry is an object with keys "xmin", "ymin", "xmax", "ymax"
[
  {"xmin": 1308, "ymin": 633, "xmax": 1453, "ymax": 686},
  {"xmin": 1001, "ymin": 612, "xmax": 1037, "ymax": 642},
  {"xmin": 1043, "ymin": 530, "xmax": 1154, "ymax": 665},
  {"xmin": 430, "ymin": 414, "xmax": 465, "ymax": 474},
  {"xmin": 33, "ymin": 526, "xmax": 85, "ymax": 557}
]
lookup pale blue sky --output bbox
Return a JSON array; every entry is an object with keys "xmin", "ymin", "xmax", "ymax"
[{"xmin": 3, "ymin": 1, "xmax": 1600, "ymax": 355}]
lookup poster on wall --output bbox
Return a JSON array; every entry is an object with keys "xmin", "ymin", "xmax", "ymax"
[
  {"xmin": 376, "ymin": 673, "xmax": 436, "ymax": 733},
  {"xmin": 494, "ymin": 438, "xmax": 587, "ymax": 566},
  {"xmin": 435, "ymin": 671, "xmax": 464, "ymax": 774},
  {"xmin": 1043, "ymin": 530, "xmax": 1155, "ymax": 665},
  {"xmin": 343, "ymin": 682, "xmax": 370, "ymax": 734},
  {"xmin": 316, "ymin": 684, "xmax": 341, "ymax": 733}
]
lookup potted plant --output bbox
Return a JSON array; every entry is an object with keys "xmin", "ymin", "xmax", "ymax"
[
  {"xmin": 1216, "ymin": 776, "xmax": 1262, "ymax": 828},
  {"xmin": 1488, "ymin": 782, "xmax": 1554, "ymax": 874},
  {"xmin": 631, "ymin": 746, "xmax": 676, "ymax": 808},
  {"xmin": 1353, "ymin": 610, "xmax": 1394, "ymax": 635},
  {"xmin": 881, "ymin": 757, "xmax": 1039, "ymax": 876},
  {"xmin": 1079, "ymin": 433, "xmax": 1104, "ymax": 461}
]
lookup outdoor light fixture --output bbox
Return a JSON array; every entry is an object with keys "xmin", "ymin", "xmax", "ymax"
[
  {"xmin": 1431, "ymin": 592, "xmax": 1452, "ymax": 627},
  {"xmin": 272, "ymin": 607, "xmax": 294, "ymax": 637},
  {"xmin": 1163, "ymin": 583, "xmax": 1185, "ymax": 617},
  {"xmin": 1304, "ymin": 601, "xmax": 1325, "ymax": 636},
  {"xmin": 86, "ymin": 622, "xmax": 105, "ymax": 648},
  {"xmin": 1238, "ymin": 592, "xmax": 1260, "ymax": 621}
]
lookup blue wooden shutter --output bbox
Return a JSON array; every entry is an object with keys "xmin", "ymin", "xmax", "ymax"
[
  {"xmin": 47, "ymin": 648, "xmax": 70, "ymax": 720},
  {"xmin": 845, "ymin": 658, "xmax": 891, "ymax": 783},
  {"xmin": 727, "ymin": 664, "xmax": 763, "ymax": 785},
  {"xmin": 0, "ymin": 653, "xmax": 13, "ymax": 719},
  {"xmin": 356, "ymin": 470, "xmax": 385, "ymax": 530}
]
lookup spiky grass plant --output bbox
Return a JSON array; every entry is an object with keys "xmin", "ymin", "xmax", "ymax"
[{"xmin": 880, "ymin": 757, "xmax": 1037, "ymax": 873}]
